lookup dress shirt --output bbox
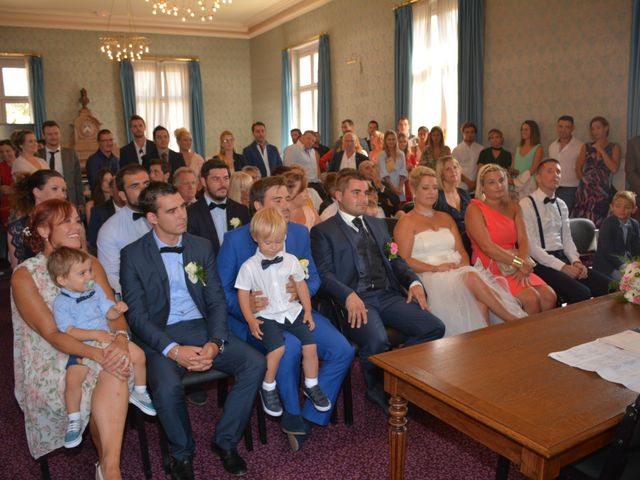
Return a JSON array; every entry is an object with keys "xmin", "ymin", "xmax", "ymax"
[
  {"xmin": 97, "ymin": 205, "xmax": 152, "ymax": 294},
  {"xmin": 256, "ymin": 143, "xmax": 271, "ymax": 176},
  {"xmin": 205, "ymin": 193, "xmax": 228, "ymax": 246},
  {"xmin": 53, "ymin": 284, "xmax": 113, "ymax": 340},
  {"xmin": 285, "ymin": 144, "xmax": 320, "ymax": 183},
  {"xmin": 519, "ymin": 188, "xmax": 580, "ymax": 271},
  {"xmin": 282, "ymin": 140, "xmax": 303, "ymax": 165},
  {"xmin": 452, "ymin": 141, "xmax": 484, "ymax": 191},
  {"xmin": 135, "ymin": 141, "xmax": 147, "ymax": 164},
  {"xmin": 620, "ymin": 219, "xmax": 631, "ymax": 244},
  {"xmin": 320, "ymin": 199, "xmax": 339, "ymax": 221},
  {"xmin": 235, "ymin": 249, "xmax": 305, "ymax": 324},
  {"xmin": 340, "ymin": 151, "xmax": 357, "ymax": 170},
  {"xmin": 45, "ymin": 147, "xmax": 62, "ymax": 174},
  {"xmin": 548, "ymin": 136, "xmax": 582, "ymax": 187}
]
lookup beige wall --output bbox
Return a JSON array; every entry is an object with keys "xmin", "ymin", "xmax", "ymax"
[{"xmin": 0, "ymin": 26, "xmax": 253, "ymax": 156}]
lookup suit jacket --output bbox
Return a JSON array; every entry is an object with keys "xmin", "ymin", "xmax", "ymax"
[
  {"xmin": 310, "ymin": 213, "xmax": 419, "ymax": 306},
  {"xmin": 37, "ymin": 147, "xmax": 84, "ymax": 206},
  {"xmin": 119, "ymin": 140, "xmax": 158, "ymax": 169},
  {"xmin": 120, "ymin": 231, "xmax": 229, "ymax": 354},
  {"xmin": 328, "ymin": 151, "xmax": 368, "ymax": 172},
  {"xmin": 143, "ymin": 149, "xmax": 185, "ymax": 175},
  {"xmin": 87, "ymin": 200, "xmax": 116, "ymax": 253},
  {"xmin": 594, "ymin": 215, "xmax": 640, "ymax": 274},
  {"xmin": 187, "ymin": 196, "xmax": 250, "ymax": 256},
  {"xmin": 212, "ymin": 152, "xmax": 247, "ymax": 173},
  {"xmin": 242, "ymin": 142, "xmax": 282, "ymax": 177}
]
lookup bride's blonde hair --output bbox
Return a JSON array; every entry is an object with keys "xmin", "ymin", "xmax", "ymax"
[{"xmin": 409, "ymin": 165, "xmax": 437, "ymax": 193}]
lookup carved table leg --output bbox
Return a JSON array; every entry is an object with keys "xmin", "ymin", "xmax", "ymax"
[{"xmin": 389, "ymin": 395, "xmax": 408, "ymax": 480}]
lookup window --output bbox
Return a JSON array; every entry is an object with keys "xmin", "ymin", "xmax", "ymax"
[
  {"xmin": 411, "ymin": 0, "xmax": 458, "ymax": 144},
  {"xmin": 132, "ymin": 60, "xmax": 190, "ymax": 151},
  {"xmin": 291, "ymin": 41, "xmax": 319, "ymax": 133},
  {"xmin": 0, "ymin": 56, "xmax": 33, "ymax": 124}
]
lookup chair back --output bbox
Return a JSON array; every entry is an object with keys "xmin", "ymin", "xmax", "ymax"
[{"xmin": 569, "ymin": 218, "xmax": 597, "ymax": 254}]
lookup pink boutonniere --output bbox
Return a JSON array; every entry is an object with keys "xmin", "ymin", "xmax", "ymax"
[{"xmin": 385, "ymin": 242, "xmax": 399, "ymax": 261}]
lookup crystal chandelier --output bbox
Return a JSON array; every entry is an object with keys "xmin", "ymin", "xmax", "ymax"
[
  {"xmin": 99, "ymin": 0, "xmax": 150, "ymax": 62},
  {"xmin": 145, "ymin": 0, "xmax": 233, "ymax": 23}
]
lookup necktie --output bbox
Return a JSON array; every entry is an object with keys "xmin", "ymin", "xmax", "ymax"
[
  {"xmin": 49, "ymin": 150, "xmax": 58, "ymax": 170},
  {"xmin": 132, "ymin": 212, "xmax": 145, "ymax": 221},
  {"xmin": 209, "ymin": 202, "xmax": 227, "ymax": 210},
  {"xmin": 161, "ymin": 152, "xmax": 168, "ymax": 162},
  {"xmin": 261, "ymin": 256, "xmax": 283, "ymax": 270},
  {"xmin": 352, "ymin": 217, "xmax": 368, "ymax": 235},
  {"xmin": 543, "ymin": 197, "xmax": 557, "ymax": 204},
  {"xmin": 160, "ymin": 246, "xmax": 184, "ymax": 254},
  {"xmin": 60, "ymin": 290, "xmax": 96, "ymax": 304}
]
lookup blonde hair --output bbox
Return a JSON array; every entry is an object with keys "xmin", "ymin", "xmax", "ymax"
[
  {"xmin": 172, "ymin": 167, "xmax": 197, "ymax": 185},
  {"xmin": 612, "ymin": 190, "xmax": 637, "ymax": 207},
  {"xmin": 174, "ymin": 127, "xmax": 191, "ymax": 142},
  {"xmin": 475, "ymin": 163, "xmax": 509, "ymax": 201},
  {"xmin": 409, "ymin": 166, "xmax": 437, "ymax": 191},
  {"xmin": 228, "ymin": 171, "xmax": 253, "ymax": 205},
  {"xmin": 435, "ymin": 155, "xmax": 460, "ymax": 190},
  {"xmin": 47, "ymin": 246, "xmax": 90, "ymax": 287},
  {"xmin": 383, "ymin": 130, "xmax": 399, "ymax": 173},
  {"xmin": 371, "ymin": 130, "xmax": 384, "ymax": 149},
  {"xmin": 250, "ymin": 207, "xmax": 287, "ymax": 242}
]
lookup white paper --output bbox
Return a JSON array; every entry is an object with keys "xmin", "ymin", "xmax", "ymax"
[{"xmin": 599, "ymin": 330, "xmax": 640, "ymax": 354}]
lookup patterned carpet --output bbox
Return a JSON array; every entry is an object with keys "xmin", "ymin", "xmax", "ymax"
[{"xmin": 0, "ymin": 273, "xmax": 527, "ymax": 479}]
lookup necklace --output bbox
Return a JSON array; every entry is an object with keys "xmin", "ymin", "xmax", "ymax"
[{"xmin": 415, "ymin": 208, "xmax": 434, "ymax": 218}]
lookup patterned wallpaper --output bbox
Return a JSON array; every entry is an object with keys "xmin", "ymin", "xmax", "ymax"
[{"xmin": 0, "ymin": 27, "xmax": 253, "ymax": 155}]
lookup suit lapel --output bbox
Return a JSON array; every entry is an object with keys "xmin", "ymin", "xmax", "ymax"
[
  {"xmin": 334, "ymin": 214, "xmax": 359, "ymax": 260},
  {"xmin": 198, "ymin": 197, "xmax": 220, "ymax": 252},
  {"xmin": 144, "ymin": 233, "xmax": 170, "ymax": 302}
]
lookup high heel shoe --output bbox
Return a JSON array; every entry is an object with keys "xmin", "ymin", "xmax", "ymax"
[{"xmin": 95, "ymin": 461, "xmax": 105, "ymax": 480}]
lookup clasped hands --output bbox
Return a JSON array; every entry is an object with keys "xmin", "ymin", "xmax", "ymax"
[
  {"xmin": 169, "ymin": 342, "xmax": 220, "ymax": 372},
  {"xmin": 562, "ymin": 261, "xmax": 588, "ymax": 280}
]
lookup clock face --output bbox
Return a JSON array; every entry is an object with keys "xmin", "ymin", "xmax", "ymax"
[{"xmin": 81, "ymin": 120, "xmax": 96, "ymax": 138}]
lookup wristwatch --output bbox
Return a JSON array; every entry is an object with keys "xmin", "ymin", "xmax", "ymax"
[{"xmin": 210, "ymin": 338, "xmax": 225, "ymax": 354}]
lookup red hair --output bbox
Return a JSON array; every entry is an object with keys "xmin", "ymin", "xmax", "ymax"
[{"xmin": 24, "ymin": 199, "xmax": 77, "ymax": 253}]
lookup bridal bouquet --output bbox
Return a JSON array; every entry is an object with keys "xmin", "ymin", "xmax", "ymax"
[{"xmin": 619, "ymin": 259, "xmax": 640, "ymax": 305}]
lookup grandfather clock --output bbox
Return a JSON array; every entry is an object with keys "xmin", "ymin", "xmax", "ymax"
[{"xmin": 70, "ymin": 88, "xmax": 101, "ymax": 168}]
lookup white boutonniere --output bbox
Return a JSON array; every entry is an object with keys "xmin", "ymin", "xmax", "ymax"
[
  {"xmin": 298, "ymin": 257, "xmax": 310, "ymax": 280},
  {"xmin": 230, "ymin": 217, "xmax": 241, "ymax": 229},
  {"xmin": 185, "ymin": 262, "xmax": 206, "ymax": 286}
]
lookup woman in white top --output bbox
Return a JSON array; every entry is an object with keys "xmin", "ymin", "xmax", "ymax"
[
  {"xmin": 394, "ymin": 166, "xmax": 526, "ymax": 336},
  {"xmin": 378, "ymin": 130, "xmax": 408, "ymax": 201},
  {"xmin": 12, "ymin": 130, "xmax": 47, "ymax": 180},
  {"xmin": 283, "ymin": 170, "xmax": 319, "ymax": 230},
  {"xmin": 174, "ymin": 127, "xmax": 205, "ymax": 180}
]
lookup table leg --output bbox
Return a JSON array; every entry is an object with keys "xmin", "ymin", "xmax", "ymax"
[
  {"xmin": 389, "ymin": 395, "xmax": 408, "ymax": 480},
  {"xmin": 496, "ymin": 455, "xmax": 510, "ymax": 480}
]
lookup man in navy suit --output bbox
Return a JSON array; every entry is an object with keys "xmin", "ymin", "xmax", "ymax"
[
  {"xmin": 121, "ymin": 182, "xmax": 265, "ymax": 479},
  {"xmin": 216, "ymin": 176, "xmax": 353, "ymax": 451},
  {"xmin": 187, "ymin": 159, "xmax": 250, "ymax": 255},
  {"xmin": 310, "ymin": 171, "xmax": 445, "ymax": 403},
  {"xmin": 143, "ymin": 125, "xmax": 185, "ymax": 175},
  {"xmin": 242, "ymin": 122, "xmax": 282, "ymax": 177},
  {"xmin": 119, "ymin": 115, "xmax": 159, "ymax": 169}
]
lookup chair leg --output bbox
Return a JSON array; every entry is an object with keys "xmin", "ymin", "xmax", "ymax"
[
  {"xmin": 495, "ymin": 455, "xmax": 510, "ymax": 480},
  {"xmin": 133, "ymin": 408, "xmax": 153, "ymax": 479},
  {"xmin": 159, "ymin": 424, "xmax": 172, "ymax": 474},
  {"xmin": 217, "ymin": 378, "xmax": 229, "ymax": 408},
  {"xmin": 256, "ymin": 400, "xmax": 267, "ymax": 444},
  {"xmin": 343, "ymin": 366, "xmax": 354, "ymax": 426},
  {"xmin": 243, "ymin": 419, "xmax": 254, "ymax": 452},
  {"xmin": 330, "ymin": 407, "xmax": 338, "ymax": 424},
  {"xmin": 39, "ymin": 455, "xmax": 50, "ymax": 480}
]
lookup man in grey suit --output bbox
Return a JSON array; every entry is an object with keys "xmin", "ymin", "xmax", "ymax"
[
  {"xmin": 120, "ymin": 182, "xmax": 265, "ymax": 480},
  {"xmin": 38, "ymin": 120, "xmax": 85, "ymax": 209},
  {"xmin": 626, "ymin": 135, "xmax": 640, "ymax": 221}
]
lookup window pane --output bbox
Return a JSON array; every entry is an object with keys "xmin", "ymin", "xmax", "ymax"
[
  {"xmin": 5, "ymin": 102, "xmax": 32, "ymax": 124},
  {"xmin": 299, "ymin": 55, "xmax": 311, "ymax": 86},
  {"xmin": 300, "ymin": 90, "xmax": 313, "ymax": 132},
  {"xmin": 313, "ymin": 53, "xmax": 318, "ymax": 84},
  {"xmin": 2, "ymin": 68, "xmax": 29, "ymax": 96}
]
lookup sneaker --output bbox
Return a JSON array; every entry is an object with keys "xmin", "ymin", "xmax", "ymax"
[
  {"xmin": 64, "ymin": 418, "xmax": 82, "ymax": 448},
  {"xmin": 303, "ymin": 385, "xmax": 332, "ymax": 412},
  {"xmin": 129, "ymin": 390, "xmax": 157, "ymax": 416},
  {"xmin": 260, "ymin": 387, "xmax": 283, "ymax": 417}
]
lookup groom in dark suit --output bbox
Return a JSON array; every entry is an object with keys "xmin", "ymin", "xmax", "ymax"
[
  {"xmin": 310, "ymin": 171, "xmax": 445, "ymax": 402},
  {"xmin": 120, "ymin": 182, "xmax": 265, "ymax": 480},
  {"xmin": 187, "ymin": 159, "xmax": 250, "ymax": 255}
]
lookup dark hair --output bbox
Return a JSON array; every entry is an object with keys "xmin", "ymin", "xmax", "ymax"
[
  {"xmin": 91, "ymin": 168, "xmax": 114, "ymax": 206},
  {"xmin": 302, "ymin": 130, "xmax": 315, "ymax": 136},
  {"xmin": 341, "ymin": 119, "xmax": 354, "ymax": 126},
  {"xmin": 47, "ymin": 246, "xmax": 90, "ymax": 285},
  {"xmin": 398, "ymin": 116, "xmax": 409, "ymax": 122},
  {"xmin": 590, "ymin": 116, "xmax": 610, "ymax": 136},
  {"xmin": 322, "ymin": 172, "xmax": 338, "ymax": 195},
  {"xmin": 520, "ymin": 120, "xmax": 541, "ymax": 146},
  {"xmin": 271, "ymin": 165, "xmax": 291, "ymax": 176},
  {"xmin": 461, "ymin": 122, "xmax": 477, "ymax": 133},
  {"xmin": 336, "ymin": 170, "xmax": 366, "ymax": 193},
  {"xmin": 368, "ymin": 120, "xmax": 379, "ymax": 128},
  {"xmin": 128, "ymin": 115, "xmax": 145, "ymax": 127},
  {"xmin": 24, "ymin": 199, "xmax": 77, "ymax": 253},
  {"xmin": 201, "ymin": 158, "xmax": 230, "ymax": 179},
  {"xmin": 557, "ymin": 115, "xmax": 574, "ymax": 124},
  {"xmin": 115, "ymin": 164, "xmax": 147, "ymax": 192},
  {"xmin": 536, "ymin": 158, "xmax": 560, "ymax": 173},
  {"xmin": 149, "ymin": 158, "xmax": 170, "ymax": 175},
  {"xmin": 42, "ymin": 120, "xmax": 60, "ymax": 133},
  {"xmin": 249, "ymin": 176, "xmax": 286, "ymax": 215},
  {"xmin": 290, "ymin": 128, "xmax": 302, "ymax": 136},
  {"xmin": 97, "ymin": 129, "xmax": 112, "ymax": 142},
  {"xmin": 251, "ymin": 121, "xmax": 265, "ymax": 133},
  {"xmin": 138, "ymin": 181, "xmax": 178, "ymax": 215},
  {"xmin": 152, "ymin": 125, "xmax": 169, "ymax": 140},
  {"xmin": 12, "ymin": 169, "xmax": 65, "ymax": 214},
  {"xmin": 13, "ymin": 129, "xmax": 36, "ymax": 150}
]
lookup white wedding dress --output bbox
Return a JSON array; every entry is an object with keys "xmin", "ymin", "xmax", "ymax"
[{"xmin": 411, "ymin": 228, "xmax": 526, "ymax": 337}]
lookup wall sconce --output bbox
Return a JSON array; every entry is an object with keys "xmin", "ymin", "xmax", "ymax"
[{"xmin": 346, "ymin": 54, "xmax": 363, "ymax": 74}]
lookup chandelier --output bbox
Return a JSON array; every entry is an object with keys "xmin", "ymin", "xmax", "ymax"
[
  {"xmin": 145, "ymin": 0, "xmax": 233, "ymax": 23},
  {"xmin": 99, "ymin": 0, "xmax": 150, "ymax": 62}
]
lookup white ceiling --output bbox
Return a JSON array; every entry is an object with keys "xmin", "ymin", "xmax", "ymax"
[{"xmin": 0, "ymin": 0, "xmax": 330, "ymax": 39}]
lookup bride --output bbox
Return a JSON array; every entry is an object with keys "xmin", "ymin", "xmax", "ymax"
[{"xmin": 394, "ymin": 166, "xmax": 526, "ymax": 336}]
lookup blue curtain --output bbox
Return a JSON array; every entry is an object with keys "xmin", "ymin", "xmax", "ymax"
[
  {"xmin": 281, "ymin": 49, "xmax": 292, "ymax": 151},
  {"xmin": 458, "ymin": 0, "xmax": 484, "ymax": 143},
  {"xmin": 394, "ymin": 5, "xmax": 413, "ymax": 122},
  {"xmin": 318, "ymin": 34, "xmax": 332, "ymax": 146},
  {"xmin": 29, "ymin": 56, "xmax": 46, "ymax": 138},
  {"xmin": 628, "ymin": 0, "xmax": 640, "ymax": 138},
  {"xmin": 119, "ymin": 60, "xmax": 136, "ymax": 143},
  {"xmin": 189, "ymin": 61, "xmax": 205, "ymax": 156}
]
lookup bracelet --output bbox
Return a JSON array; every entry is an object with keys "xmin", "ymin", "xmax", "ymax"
[
  {"xmin": 512, "ymin": 256, "xmax": 524, "ymax": 268},
  {"xmin": 113, "ymin": 330, "xmax": 130, "ymax": 341},
  {"xmin": 173, "ymin": 346, "xmax": 180, "ymax": 361}
]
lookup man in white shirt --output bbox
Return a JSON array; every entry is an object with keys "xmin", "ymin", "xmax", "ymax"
[
  {"xmin": 452, "ymin": 122, "xmax": 483, "ymax": 192},
  {"xmin": 284, "ymin": 130, "xmax": 323, "ymax": 196},
  {"xmin": 97, "ymin": 164, "xmax": 151, "ymax": 294},
  {"xmin": 282, "ymin": 129, "xmax": 303, "ymax": 164},
  {"xmin": 548, "ymin": 115, "xmax": 583, "ymax": 213},
  {"xmin": 519, "ymin": 159, "xmax": 609, "ymax": 304}
]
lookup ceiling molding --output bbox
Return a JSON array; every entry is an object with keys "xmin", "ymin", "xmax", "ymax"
[{"xmin": 0, "ymin": 0, "xmax": 331, "ymax": 39}]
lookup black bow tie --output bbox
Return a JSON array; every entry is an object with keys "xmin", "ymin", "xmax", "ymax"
[
  {"xmin": 160, "ymin": 246, "xmax": 184, "ymax": 254},
  {"xmin": 261, "ymin": 256, "xmax": 283, "ymax": 270},
  {"xmin": 209, "ymin": 202, "xmax": 227, "ymax": 210},
  {"xmin": 543, "ymin": 197, "xmax": 557, "ymax": 204},
  {"xmin": 61, "ymin": 290, "xmax": 96, "ymax": 304},
  {"xmin": 132, "ymin": 212, "xmax": 145, "ymax": 220}
]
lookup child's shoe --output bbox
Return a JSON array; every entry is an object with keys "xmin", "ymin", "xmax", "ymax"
[
  {"xmin": 129, "ymin": 390, "xmax": 157, "ymax": 416},
  {"xmin": 260, "ymin": 387, "xmax": 283, "ymax": 417},
  {"xmin": 303, "ymin": 385, "xmax": 332, "ymax": 412},
  {"xmin": 64, "ymin": 418, "xmax": 82, "ymax": 448}
]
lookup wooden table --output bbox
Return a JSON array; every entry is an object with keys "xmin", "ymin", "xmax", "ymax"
[{"xmin": 370, "ymin": 295, "xmax": 640, "ymax": 480}]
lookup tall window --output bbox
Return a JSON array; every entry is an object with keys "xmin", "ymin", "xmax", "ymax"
[
  {"xmin": 132, "ymin": 60, "xmax": 190, "ymax": 151},
  {"xmin": 291, "ymin": 41, "xmax": 319, "ymax": 133},
  {"xmin": 411, "ymin": 0, "xmax": 458, "ymax": 144},
  {"xmin": 0, "ymin": 56, "xmax": 33, "ymax": 124}
]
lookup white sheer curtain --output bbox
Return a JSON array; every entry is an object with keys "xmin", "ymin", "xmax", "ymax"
[
  {"xmin": 133, "ymin": 61, "xmax": 190, "ymax": 151},
  {"xmin": 411, "ymin": 0, "xmax": 458, "ymax": 146}
]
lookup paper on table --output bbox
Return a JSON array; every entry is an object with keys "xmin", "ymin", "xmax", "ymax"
[
  {"xmin": 549, "ymin": 340, "xmax": 640, "ymax": 393},
  {"xmin": 599, "ymin": 329, "xmax": 640, "ymax": 354}
]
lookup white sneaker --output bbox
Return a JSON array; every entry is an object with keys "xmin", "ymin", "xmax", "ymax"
[{"xmin": 129, "ymin": 390, "xmax": 157, "ymax": 416}]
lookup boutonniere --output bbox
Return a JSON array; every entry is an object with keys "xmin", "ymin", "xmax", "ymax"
[
  {"xmin": 385, "ymin": 242, "xmax": 399, "ymax": 261},
  {"xmin": 185, "ymin": 262, "xmax": 206, "ymax": 286},
  {"xmin": 297, "ymin": 257, "xmax": 310, "ymax": 279},
  {"xmin": 229, "ymin": 217, "xmax": 242, "ymax": 229}
]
